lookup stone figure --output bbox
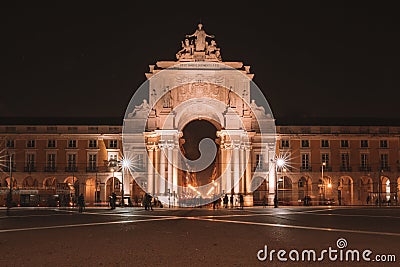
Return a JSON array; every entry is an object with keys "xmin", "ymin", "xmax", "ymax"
[
  {"xmin": 206, "ymin": 40, "xmax": 221, "ymax": 60},
  {"xmin": 129, "ymin": 99, "xmax": 151, "ymax": 117},
  {"xmin": 176, "ymin": 38, "xmax": 193, "ymax": 59},
  {"xmin": 186, "ymin": 23, "xmax": 214, "ymax": 51}
]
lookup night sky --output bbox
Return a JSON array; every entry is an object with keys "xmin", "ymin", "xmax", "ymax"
[{"xmin": 1, "ymin": 2, "xmax": 399, "ymax": 125}]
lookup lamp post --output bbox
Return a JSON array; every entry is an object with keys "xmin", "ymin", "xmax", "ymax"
[
  {"xmin": 321, "ymin": 162, "xmax": 326, "ymax": 203},
  {"xmin": 6, "ymin": 151, "xmax": 12, "ymax": 215},
  {"xmin": 274, "ymin": 157, "xmax": 286, "ymax": 208}
]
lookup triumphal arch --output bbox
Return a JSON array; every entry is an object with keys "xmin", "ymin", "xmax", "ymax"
[{"xmin": 123, "ymin": 24, "xmax": 277, "ymax": 206}]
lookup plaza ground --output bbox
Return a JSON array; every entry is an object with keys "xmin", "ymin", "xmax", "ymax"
[{"xmin": 0, "ymin": 206, "xmax": 399, "ymax": 266}]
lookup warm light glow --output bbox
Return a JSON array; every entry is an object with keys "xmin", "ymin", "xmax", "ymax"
[
  {"xmin": 207, "ymin": 186, "xmax": 215, "ymax": 195},
  {"xmin": 122, "ymin": 158, "xmax": 132, "ymax": 169},
  {"xmin": 327, "ymin": 183, "xmax": 332, "ymax": 188},
  {"xmin": 276, "ymin": 157, "xmax": 286, "ymax": 167},
  {"xmin": 322, "ymin": 162, "xmax": 327, "ymax": 166}
]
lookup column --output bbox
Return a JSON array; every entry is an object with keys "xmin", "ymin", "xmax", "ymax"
[
  {"xmin": 220, "ymin": 146, "xmax": 226, "ymax": 194},
  {"xmin": 167, "ymin": 146, "xmax": 173, "ymax": 194},
  {"xmin": 233, "ymin": 144, "xmax": 240, "ymax": 194},
  {"xmin": 226, "ymin": 145, "xmax": 232, "ymax": 194},
  {"xmin": 147, "ymin": 146, "xmax": 154, "ymax": 195},
  {"xmin": 154, "ymin": 147, "xmax": 159, "ymax": 195},
  {"xmin": 173, "ymin": 146, "xmax": 178, "ymax": 195},
  {"xmin": 268, "ymin": 161, "xmax": 276, "ymax": 206},
  {"xmin": 240, "ymin": 146, "xmax": 245, "ymax": 193},
  {"xmin": 245, "ymin": 147, "xmax": 252, "ymax": 194},
  {"xmin": 159, "ymin": 145, "xmax": 166, "ymax": 195}
]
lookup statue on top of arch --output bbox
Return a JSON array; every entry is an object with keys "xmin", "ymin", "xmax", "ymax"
[{"xmin": 176, "ymin": 23, "xmax": 222, "ymax": 61}]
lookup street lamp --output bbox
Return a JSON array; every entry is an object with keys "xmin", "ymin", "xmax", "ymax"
[
  {"xmin": 109, "ymin": 157, "xmax": 132, "ymax": 208},
  {"xmin": 6, "ymin": 151, "xmax": 12, "ymax": 215},
  {"xmin": 274, "ymin": 156, "xmax": 286, "ymax": 208}
]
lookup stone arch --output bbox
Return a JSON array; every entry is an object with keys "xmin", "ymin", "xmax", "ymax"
[
  {"xmin": 2, "ymin": 177, "xmax": 17, "ymax": 189},
  {"xmin": 338, "ymin": 176, "xmax": 354, "ymax": 205},
  {"xmin": 106, "ymin": 176, "xmax": 122, "ymax": 199},
  {"xmin": 252, "ymin": 176, "xmax": 268, "ymax": 205},
  {"xmin": 85, "ymin": 177, "xmax": 96, "ymax": 205},
  {"xmin": 131, "ymin": 176, "xmax": 146, "ymax": 206},
  {"xmin": 360, "ymin": 176, "xmax": 373, "ymax": 204},
  {"xmin": 380, "ymin": 176, "xmax": 390, "ymax": 202},
  {"xmin": 277, "ymin": 175, "xmax": 292, "ymax": 204},
  {"xmin": 44, "ymin": 177, "xmax": 58, "ymax": 189},
  {"xmin": 298, "ymin": 176, "xmax": 311, "ymax": 201},
  {"xmin": 64, "ymin": 176, "xmax": 79, "ymax": 200},
  {"xmin": 22, "ymin": 176, "xmax": 39, "ymax": 188}
]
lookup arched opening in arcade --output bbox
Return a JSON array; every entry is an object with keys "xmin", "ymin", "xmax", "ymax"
[
  {"xmin": 85, "ymin": 177, "xmax": 96, "ymax": 205},
  {"xmin": 106, "ymin": 176, "xmax": 121, "ymax": 199},
  {"xmin": 277, "ymin": 175, "xmax": 292, "ymax": 205},
  {"xmin": 65, "ymin": 176, "xmax": 79, "ymax": 205},
  {"xmin": 360, "ymin": 176, "xmax": 373, "ymax": 204},
  {"xmin": 338, "ymin": 176, "xmax": 353, "ymax": 205},
  {"xmin": 298, "ymin": 176, "xmax": 311, "ymax": 201},
  {"xmin": 22, "ymin": 176, "xmax": 38, "ymax": 188},
  {"xmin": 252, "ymin": 176, "xmax": 268, "ymax": 205},
  {"xmin": 380, "ymin": 176, "xmax": 391, "ymax": 202}
]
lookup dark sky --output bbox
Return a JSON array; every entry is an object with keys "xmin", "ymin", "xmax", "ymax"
[{"xmin": 1, "ymin": 2, "xmax": 400, "ymax": 125}]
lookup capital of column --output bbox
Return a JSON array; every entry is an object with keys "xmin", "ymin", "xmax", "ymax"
[{"xmin": 146, "ymin": 143, "xmax": 158, "ymax": 151}]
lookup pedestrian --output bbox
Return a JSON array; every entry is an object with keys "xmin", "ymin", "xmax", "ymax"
[
  {"xmin": 366, "ymin": 195, "xmax": 370, "ymax": 205},
  {"xmin": 111, "ymin": 192, "xmax": 117, "ymax": 209},
  {"xmin": 230, "ymin": 194, "xmax": 234, "ymax": 208},
  {"xmin": 77, "ymin": 193, "xmax": 85, "ymax": 213},
  {"xmin": 262, "ymin": 195, "xmax": 267, "ymax": 208},
  {"xmin": 239, "ymin": 194, "xmax": 244, "ymax": 210},
  {"xmin": 147, "ymin": 193, "xmax": 153, "ymax": 211},
  {"xmin": 223, "ymin": 194, "xmax": 228, "ymax": 208}
]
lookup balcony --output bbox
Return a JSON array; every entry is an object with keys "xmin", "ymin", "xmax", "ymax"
[
  {"xmin": 86, "ymin": 167, "xmax": 98, "ymax": 172},
  {"xmin": 320, "ymin": 166, "xmax": 332, "ymax": 172},
  {"xmin": 44, "ymin": 166, "xmax": 57, "ymax": 172},
  {"xmin": 380, "ymin": 166, "xmax": 391, "ymax": 172},
  {"xmin": 359, "ymin": 166, "xmax": 371, "ymax": 172},
  {"xmin": 1, "ymin": 166, "xmax": 16, "ymax": 172},
  {"xmin": 65, "ymin": 166, "xmax": 78, "ymax": 172},
  {"xmin": 340, "ymin": 166, "xmax": 352, "ymax": 172},
  {"xmin": 24, "ymin": 166, "xmax": 36, "ymax": 172},
  {"xmin": 300, "ymin": 166, "xmax": 312, "ymax": 172}
]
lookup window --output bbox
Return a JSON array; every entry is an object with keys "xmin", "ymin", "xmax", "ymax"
[
  {"xmin": 108, "ymin": 152, "xmax": 118, "ymax": 167},
  {"xmin": 380, "ymin": 154, "xmax": 389, "ymax": 170},
  {"xmin": 67, "ymin": 154, "xmax": 77, "ymax": 171},
  {"xmin": 136, "ymin": 154, "xmax": 144, "ymax": 171},
  {"xmin": 256, "ymin": 154, "xmax": 264, "ymax": 170},
  {"xmin": 46, "ymin": 153, "xmax": 56, "ymax": 171},
  {"xmin": 109, "ymin": 140, "xmax": 118, "ymax": 148},
  {"xmin": 88, "ymin": 154, "xmax": 97, "ymax": 171},
  {"xmin": 68, "ymin": 140, "xmax": 77, "ymax": 148},
  {"xmin": 380, "ymin": 140, "xmax": 388, "ymax": 148},
  {"xmin": 360, "ymin": 140, "xmax": 369, "ymax": 148},
  {"xmin": 27, "ymin": 140, "xmax": 35, "ymax": 148},
  {"xmin": 26, "ymin": 153, "xmax": 35, "ymax": 171},
  {"xmin": 281, "ymin": 140, "xmax": 289, "ymax": 148},
  {"xmin": 47, "ymin": 140, "xmax": 56, "ymax": 148},
  {"xmin": 340, "ymin": 153, "xmax": 350, "ymax": 171},
  {"xmin": 6, "ymin": 139, "xmax": 14, "ymax": 148},
  {"xmin": 301, "ymin": 154, "xmax": 310, "ymax": 171},
  {"xmin": 301, "ymin": 140, "xmax": 309, "ymax": 148},
  {"xmin": 5, "ymin": 153, "xmax": 15, "ymax": 171},
  {"xmin": 340, "ymin": 140, "xmax": 349, "ymax": 148},
  {"xmin": 321, "ymin": 140, "xmax": 329, "ymax": 148},
  {"xmin": 321, "ymin": 153, "xmax": 329, "ymax": 166},
  {"xmin": 89, "ymin": 139, "xmax": 97, "ymax": 148},
  {"xmin": 360, "ymin": 153, "xmax": 369, "ymax": 170}
]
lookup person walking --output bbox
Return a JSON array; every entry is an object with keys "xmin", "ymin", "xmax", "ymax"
[
  {"xmin": 223, "ymin": 194, "xmax": 228, "ymax": 208},
  {"xmin": 77, "ymin": 193, "xmax": 85, "ymax": 213},
  {"xmin": 230, "ymin": 194, "xmax": 234, "ymax": 208},
  {"xmin": 239, "ymin": 194, "xmax": 244, "ymax": 210},
  {"xmin": 110, "ymin": 192, "xmax": 117, "ymax": 210}
]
